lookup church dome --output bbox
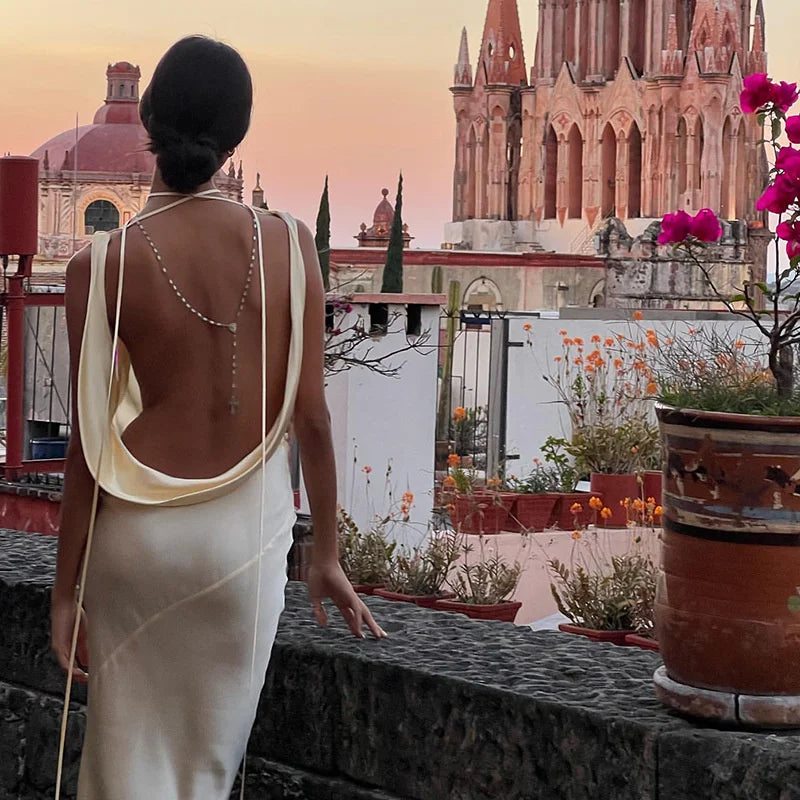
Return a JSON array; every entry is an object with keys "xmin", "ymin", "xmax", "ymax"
[
  {"xmin": 31, "ymin": 60, "xmax": 152, "ymax": 174},
  {"xmin": 373, "ymin": 188, "xmax": 394, "ymax": 225}
]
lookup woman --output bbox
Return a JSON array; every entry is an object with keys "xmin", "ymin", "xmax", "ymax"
[{"xmin": 49, "ymin": 35, "xmax": 384, "ymax": 800}]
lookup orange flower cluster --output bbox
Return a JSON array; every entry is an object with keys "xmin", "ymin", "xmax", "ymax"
[
  {"xmin": 448, "ymin": 454, "xmax": 462, "ymax": 468},
  {"xmin": 400, "ymin": 490, "xmax": 415, "ymax": 517},
  {"xmin": 453, "ymin": 406, "xmax": 467, "ymax": 422}
]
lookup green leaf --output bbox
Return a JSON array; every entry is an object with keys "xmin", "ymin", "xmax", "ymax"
[
  {"xmin": 788, "ymin": 595, "xmax": 800, "ymax": 613},
  {"xmin": 730, "ymin": 294, "xmax": 746, "ymax": 303},
  {"xmin": 773, "ymin": 118, "xmax": 784, "ymax": 141}
]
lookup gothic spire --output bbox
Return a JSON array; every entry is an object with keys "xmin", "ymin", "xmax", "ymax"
[
  {"xmin": 476, "ymin": 0, "xmax": 528, "ymax": 87},
  {"xmin": 454, "ymin": 27, "xmax": 473, "ymax": 87}
]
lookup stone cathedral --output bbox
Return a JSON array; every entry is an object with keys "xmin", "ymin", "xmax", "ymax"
[{"xmin": 445, "ymin": 0, "xmax": 770, "ymax": 296}]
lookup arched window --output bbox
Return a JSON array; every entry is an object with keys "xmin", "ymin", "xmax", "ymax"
[
  {"xmin": 695, "ymin": 118, "xmax": 705, "ymax": 195},
  {"xmin": 507, "ymin": 116, "xmax": 522, "ymax": 220},
  {"xmin": 735, "ymin": 122, "xmax": 747, "ymax": 219},
  {"xmin": 721, "ymin": 117, "xmax": 733, "ymax": 219},
  {"xmin": 568, "ymin": 125, "xmax": 583, "ymax": 219},
  {"xmin": 467, "ymin": 126, "xmax": 478, "ymax": 220},
  {"xmin": 605, "ymin": 0, "xmax": 621, "ymax": 77},
  {"xmin": 627, "ymin": 123, "xmax": 643, "ymax": 218},
  {"xmin": 677, "ymin": 117, "xmax": 688, "ymax": 197},
  {"xmin": 544, "ymin": 125, "xmax": 558, "ymax": 219},
  {"xmin": 601, "ymin": 123, "xmax": 617, "ymax": 217},
  {"xmin": 629, "ymin": 0, "xmax": 646, "ymax": 75},
  {"xmin": 84, "ymin": 200, "xmax": 120, "ymax": 234}
]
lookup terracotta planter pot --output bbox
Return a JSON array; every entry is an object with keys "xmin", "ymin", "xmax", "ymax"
[
  {"xmin": 550, "ymin": 492, "xmax": 595, "ymax": 530},
  {"xmin": 508, "ymin": 493, "xmax": 559, "ymax": 532},
  {"xmin": 558, "ymin": 623, "xmax": 636, "ymax": 646},
  {"xmin": 453, "ymin": 492, "xmax": 512, "ymax": 534},
  {"xmin": 433, "ymin": 599, "xmax": 522, "ymax": 623},
  {"xmin": 642, "ymin": 471, "xmax": 663, "ymax": 505},
  {"xmin": 625, "ymin": 633, "xmax": 660, "ymax": 652},
  {"xmin": 655, "ymin": 405, "xmax": 800, "ymax": 718},
  {"xmin": 373, "ymin": 589, "xmax": 455, "ymax": 608},
  {"xmin": 590, "ymin": 473, "xmax": 639, "ymax": 527},
  {"xmin": 351, "ymin": 584, "xmax": 384, "ymax": 596}
]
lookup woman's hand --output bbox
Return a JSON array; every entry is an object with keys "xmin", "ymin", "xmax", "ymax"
[
  {"xmin": 50, "ymin": 591, "xmax": 90, "ymax": 684},
  {"xmin": 306, "ymin": 561, "xmax": 387, "ymax": 639}
]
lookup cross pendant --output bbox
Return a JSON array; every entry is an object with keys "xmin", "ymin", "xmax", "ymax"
[{"xmin": 229, "ymin": 396, "xmax": 240, "ymax": 415}]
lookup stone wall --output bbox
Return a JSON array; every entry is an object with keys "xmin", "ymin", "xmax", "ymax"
[
  {"xmin": 3, "ymin": 529, "xmax": 800, "ymax": 800},
  {"xmin": 598, "ymin": 217, "xmax": 763, "ymax": 310}
]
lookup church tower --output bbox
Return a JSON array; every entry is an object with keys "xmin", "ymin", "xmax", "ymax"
[{"xmin": 449, "ymin": 0, "xmax": 767, "ymax": 253}]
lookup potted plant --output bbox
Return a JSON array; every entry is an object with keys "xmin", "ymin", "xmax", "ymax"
[
  {"xmin": 435, "ymin": 536, "xmax": 524, "ymax": 623},
  {"xmin": 532, "ymin": 436, "xmax": 592, "ymax": 530},
  {"xmin": 444, "ymin": 456, "xmax": 514, "ymax": 535},
  {"xmin": 548, "ymin": 517, "xmax": 658, "ymax": 646},
  {"xmin": 505, "ymin": 463, "xmax": 561, "ymax": 532},
  {"xmin": 544, "ymin": 334, "xmax": 660, "ymax": 527},
  {"xmin": 374, "ymin": 530, "xmax": 461, "ymax": 607},
  {"xmin": 646, "ymin": 73, "xmax": 800, "ymax": 726},
  {"xmin": 337, "ymin": 507, "xmax": 396, "ymax": 594}
]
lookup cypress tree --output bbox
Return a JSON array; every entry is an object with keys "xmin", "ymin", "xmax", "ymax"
[
  {"xmin": 315, "ymin": 176, "xmax": 331, "ymax": 291},
  {"xmin": 381, "ymin": 173, "xmax": 405, "ymax": 294}
]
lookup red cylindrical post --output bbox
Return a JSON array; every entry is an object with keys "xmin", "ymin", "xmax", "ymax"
[
  {"xmin": 4, "ymin": 273, "xmax": 27, "ymax": 479},
  {"xmin": 0, "ymin": 156, "xmax": 39, "ymax": 256}
]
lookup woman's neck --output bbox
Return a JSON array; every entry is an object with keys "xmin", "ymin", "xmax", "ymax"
[{"xmin": 149, "ymin": 168, "xmax": 219, "ymax": 197}]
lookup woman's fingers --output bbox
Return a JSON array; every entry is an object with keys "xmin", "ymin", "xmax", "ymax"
[
  {"xmin": 361, "ymin": 605, "xmax": 388, "ymax": 639},
  {"xmin": 312, "ymin": 598, "xmax": 328, "ymax": 628},
  {"xmin": 56, "ymin": 648, "xmax": 89, "ymax": 685}
]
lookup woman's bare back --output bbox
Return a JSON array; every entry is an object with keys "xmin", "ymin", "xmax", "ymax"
[{"xmin": 103, "ymin": 198, "xmax": 292, "ymax": 479}]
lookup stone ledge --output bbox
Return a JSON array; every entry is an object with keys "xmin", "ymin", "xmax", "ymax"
[{"xmin": 3, "ymin": 529, "xmax": 800, "ymax": 799}]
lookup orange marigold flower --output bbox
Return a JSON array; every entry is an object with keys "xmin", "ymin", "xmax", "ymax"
[
  {"xmin": 605, "ymin": 337, "xmax": 615, "ymax": 347},
  {"xmin": 654, "ymin": 505, "xmax": 663, "ymax": 517},
  {"xmin": 400, "ymin": 504, "xmax": 410, "ymax": 515},
  {"xmin": 600, "ymin": 507, "xmax": 613, "ymax": 520},
  {"xmin": 563, "ymin": 337, "xmax": 574, "ymax": 346},
  {"xmin": 589, "ymin": 496, "xmax": 604, "ymax": 510},
  {"xmin": 523, "ymin": 323, "xmax": 533, "ymax": 332},
  {"xmin": 554, "ymin": 356, "xmax": 562, "ymax": 363},
  {"xmin": 574, "ymin": 357, "xmax": 583, "ymax": 365},
  {"xmin": 574, "ymin": 337, "xmax": 584, "ymax": 346},
  {"xmin": 559, "ymin": 329, "xmax": 568, "ymax": 336},
  {"xmin": 570, "ymin": 502, "xmax": 583, "ymax": 515},
  {"xmin": 633, "ymin": 310, "xmax": 644, "ymax": 321},
  {"xmin": 402, "ymin": 491, "xmax": 415, "ymax": 505},
  {"xmin": 591, "ymin": 334, "xmax": 601, "ymax": 343},
  {"xmin": 443, "ymin": 476, "xmax": 456, "ymax": 489},
  {"xmin": 646, "ymin": 381, "xmax": 658, "ymax": 395},
  {"xmin": 613, "ymin": 358, "xmax": 623, "ymax": 369},
  {"xmin": 448, "ymin": 454, "xmax": 462, "ymax": 468},
  {"xmin": 632, "ymin": 498, "xmax": 645, "ymax": 512},
  {"xmin": 571, "ymin": 530, "xmax": 582, "ymax": 541},
  {"xmin": 453, "ymin": 406, "xmax": 467, "ymax": 422},
  {"xmin": 585, "ymin": 364, "xmax": 595, "ymax": 373},
  {"xmin": 735, "ymin": 340, "xmax": 745, "ymax": 349},
  {"xmin": 363, "ymin": 465, "xmax": 373, "ymax": 474}
]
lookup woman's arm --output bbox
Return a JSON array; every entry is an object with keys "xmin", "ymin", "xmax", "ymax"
[
  {"xmin": 292, "ymin": 220, "xmax": 385, "ymax": 639},
  {"xmin": 50, "ymin": 246, "xmax": 94, "ymax": 681}
]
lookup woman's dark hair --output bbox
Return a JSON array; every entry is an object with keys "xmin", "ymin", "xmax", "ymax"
[{"xmin": 140, "ymin": 36, "xmax": 252, "ymax": 193}]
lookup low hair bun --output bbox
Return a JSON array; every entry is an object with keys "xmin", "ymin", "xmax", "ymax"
[{"xmin": 148, "ymin": 119, "xmax": 220, "ymax": 193}]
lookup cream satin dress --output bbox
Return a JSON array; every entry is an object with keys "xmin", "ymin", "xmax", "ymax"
[{"xmin": 54, "ymin": 192, "xmax": 307, "ymax": 800}]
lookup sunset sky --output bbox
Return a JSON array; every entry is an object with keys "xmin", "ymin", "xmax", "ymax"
[{"xmin": 2, "ymin": 0, "xmax": 799, "ymax": 248}]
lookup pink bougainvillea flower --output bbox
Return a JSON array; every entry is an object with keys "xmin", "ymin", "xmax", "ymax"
[
  {"xmin": 741, "ymin": 73, "xmax": 774, "ymax": 113},
  {"xmin": 787, "ymin": 116, "xmax": 800, "ymax": 145},
  {"xmin": 757, "ymin": 175, "xmax": 799, "ymax": 214},
  {"xmin": 772, "ymin": 81, "xmax": 800, "ymax": 114},
  {"xmin": 777, "ymin": 146, "xmax": 800, "ymax": 181},
  {"xmin": 776, "ymin": 220, "xmax": 800, "ymax": 242},
  {"xmin": 690, "ymin": 209, "xmax": 723, "ymax": 243},
  {"xmin": 658, "ymin": 210, "xmax": 693, "ymax": 244}
]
